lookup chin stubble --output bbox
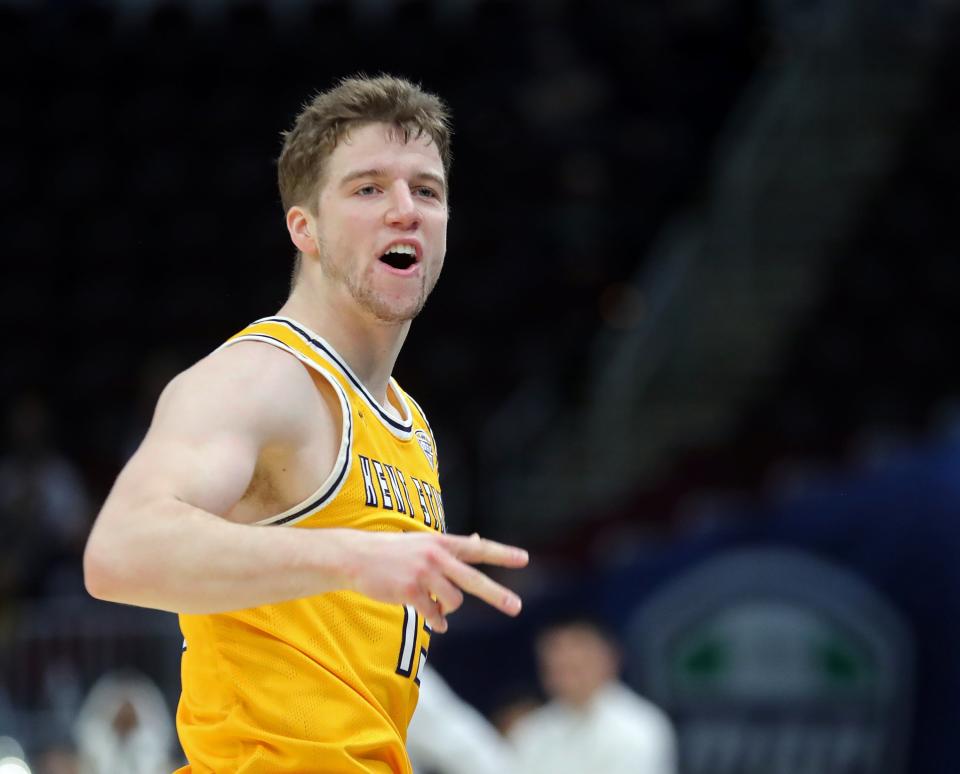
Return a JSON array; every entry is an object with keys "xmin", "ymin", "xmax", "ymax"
[
  {"xmin": 316, "ymin": 235, "xmax": 438, "ymax": 322},
  {"xmin": 352, "ymin": 272, "xmax": 430, "ymax": 324},
  {"xmin": 319, "ymin": 254, "xmax": 429, "ymax": 323}
]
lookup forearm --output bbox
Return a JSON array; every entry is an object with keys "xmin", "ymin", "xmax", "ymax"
[{"xmin": 84, "ymin": 498, "xmax": 354, "ymax": 614}]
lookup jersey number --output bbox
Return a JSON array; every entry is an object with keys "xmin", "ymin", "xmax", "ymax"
[{"xmin": 395, "ymin": 604, "xmax": 429, "ymax": 685}]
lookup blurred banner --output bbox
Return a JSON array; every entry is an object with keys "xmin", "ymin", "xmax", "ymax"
[{"xmin": 627, "ymin": 548, "xmax": 912, "ymax": 774}]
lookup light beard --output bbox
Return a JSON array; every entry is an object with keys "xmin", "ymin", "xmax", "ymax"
[
  {"xmin": 318, "ymin": 248, "xmax": 433, "ymax": 324},
  {"xmin": 349, "ymin": 271, "xmax": 429, "ymax": 323}
]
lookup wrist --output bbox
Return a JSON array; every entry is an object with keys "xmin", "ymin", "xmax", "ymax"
[{"xmin": 308, "ymin": 527, "xmax": 359, "ymax": 594}]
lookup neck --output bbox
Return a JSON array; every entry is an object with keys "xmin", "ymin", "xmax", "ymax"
[
  {"xmin": 558, "ymin": 681, "xmax": 612, "ymax": 712},
  {"xmin": 279, "ymin": 272, "xmax": 411, "ymax": 405}
]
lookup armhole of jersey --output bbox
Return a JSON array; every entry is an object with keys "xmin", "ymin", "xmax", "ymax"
[{"xmin": 220, "ymin": 334, "xmax": 353, "ymax": 527}]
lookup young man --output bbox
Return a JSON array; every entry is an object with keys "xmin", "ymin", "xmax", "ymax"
[
  {"xmin": 508, "ymin": 615, "xmax": 676, "ymax": 774},
  {"xmin": 83, "ymin": 75, "xmax": 529, "ymax": 773}
]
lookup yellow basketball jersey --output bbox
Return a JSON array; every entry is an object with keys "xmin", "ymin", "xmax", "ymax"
[{"xmin": 175, "ymin": 316, "xmax": 446, "ymax": 774}]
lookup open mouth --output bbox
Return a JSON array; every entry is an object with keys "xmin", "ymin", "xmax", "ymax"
[{"xmin": 379, "ymin": 244, "xmax": 419, "ymax": 271}]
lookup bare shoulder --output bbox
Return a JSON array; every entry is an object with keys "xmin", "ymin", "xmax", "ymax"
[{"xmin": 155, "ymin": 339, "xmax": 333, "ymax": 444}]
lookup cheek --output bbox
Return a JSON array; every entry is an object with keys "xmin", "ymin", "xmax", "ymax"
[
  {"xmin": 430, "ymin": 222, "xmax": 447, "ymax": 268},
  {"xmin": 342, "ymin": 211, "xmax": 374, "ymax": 246},
  {"xmin": 329, "ymin": 216, "xmax": 368, "ymax": 263},
  {"xmin": 428, "ymin": 209, "xmax": 448, "ymax": 239}
]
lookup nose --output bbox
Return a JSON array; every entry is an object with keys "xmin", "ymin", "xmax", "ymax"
[{"xmin": 385, "ymin": 181, "xmax": 421, "ymax": 230}]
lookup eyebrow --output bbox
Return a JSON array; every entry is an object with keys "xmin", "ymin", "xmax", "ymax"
[{"xmin": 339, "ymin": 168, "xmax": 447, "ymax": 193}]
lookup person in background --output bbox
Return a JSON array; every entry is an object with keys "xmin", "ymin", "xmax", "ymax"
[
  {"xmin": 489, "ymin": 687, "xmax": 542, "ymax": 738},
  {"xmin": 407, "ymin": 663, "xmax": 518, "ymax": 774},
  {"xmin": 508, "ymin": 614, "xmax": 677, "ymax": 774},
  {"xmin": 73, "ymin": 670, "xmax": 174, "ymax": 774}
]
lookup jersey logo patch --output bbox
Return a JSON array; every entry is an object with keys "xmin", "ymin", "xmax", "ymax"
[{"xmin": 415, "ymin": 429, "xmax": 435, "ymax": 471}]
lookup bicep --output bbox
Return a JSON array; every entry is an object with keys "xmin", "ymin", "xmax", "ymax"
[
  {"xmin": 100, "ymin": 340, "xmax": 325, "ymax": 522},
  {"xmin": 103, "ymin": 359, "xmax": 269, "ymax": 519},
  {"xmin": 110, "ymin": 427, "xmax": 258, "ymax": 519}
]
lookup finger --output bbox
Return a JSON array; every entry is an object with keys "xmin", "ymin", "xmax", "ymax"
[
  {"xmin": 441, "ymin": 555, "xmax": 522, "ymax": 617},
  {"xmin": 444, "ymin": 533, "xmax": 529, "ymax": 568},
  {"xmin": 413, "ymin": 592, "xmax": 448, "ymax": 633},
  {"xmin": 427, "ymin": 575, "xmax": 464, "ymax": 617}
]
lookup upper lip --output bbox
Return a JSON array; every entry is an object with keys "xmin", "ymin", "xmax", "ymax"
[{"xmin": 379, "ymin": 239, "xmax": 422, "ymax": 262}]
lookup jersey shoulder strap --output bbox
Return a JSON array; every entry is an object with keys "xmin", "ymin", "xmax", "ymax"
[{"xmin": 222, "ymin": 317, "xmax": 340, "ymax": 373}]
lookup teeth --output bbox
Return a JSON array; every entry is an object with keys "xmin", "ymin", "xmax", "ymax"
[{"xmin": 385, "ymin": 244, "xmax": 416, "ymax": 256}]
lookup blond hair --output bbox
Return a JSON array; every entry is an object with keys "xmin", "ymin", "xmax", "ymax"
[{"xmin": 278, "ymin": 74, "xmax": 452, "ymax": 214}]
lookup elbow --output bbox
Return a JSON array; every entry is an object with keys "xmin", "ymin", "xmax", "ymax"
[
  {"xmin": 83, "ymin": 526, "xmax": 147, "ymax": 604},
  {"xmin": 83, "ymin": 536, "xmax": 119, "ymax": 602}
]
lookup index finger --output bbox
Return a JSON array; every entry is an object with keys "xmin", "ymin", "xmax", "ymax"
[{"xmin": 443, "ymin": 533, "xmax": 529, "ymax": 568}]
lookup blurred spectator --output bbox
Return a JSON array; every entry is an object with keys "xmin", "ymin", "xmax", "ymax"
[
  {"xmin": 490, "ymin": 688, "xmax": 542, "ymax": 737},
  {"xmin": 408, "ymin": 663, "xmax": 518, "ymax": 774},
  {"xmin": 73, "ymin": 671, "xmax": 174, "ymax": 774},
  {"xmin": 0, "ymin": 394, "xmax": 90, "ymax": 598},
  {"xmin": 508, "ymin": 614, "xmax": 677, "ymax": 774}
]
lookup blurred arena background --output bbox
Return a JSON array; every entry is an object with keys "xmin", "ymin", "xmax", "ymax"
[{"xmin": 2, "ymin": 0, "xmax": 960, "ymax": 771}]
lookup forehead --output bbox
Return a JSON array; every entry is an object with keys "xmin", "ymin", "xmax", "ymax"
[{"xmin": 326, "ymin": 122, "xmax": 444, "ymax": 180}]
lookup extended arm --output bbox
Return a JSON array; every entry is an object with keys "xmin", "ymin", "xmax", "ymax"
[{"xmin": 84, "ymin": 342, "xmax": 527, "ymax": 628}]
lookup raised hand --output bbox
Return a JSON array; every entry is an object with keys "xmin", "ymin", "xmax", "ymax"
[{"xmin": 340, "ymin": 531, "xmax": 529, "ymax": 632}]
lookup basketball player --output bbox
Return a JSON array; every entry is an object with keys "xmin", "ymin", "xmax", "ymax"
[{"xmin": 83, "ymin": 75, "xmax": 529, "ymax": 773}]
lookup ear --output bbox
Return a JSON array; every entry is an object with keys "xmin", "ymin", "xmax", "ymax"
[{"xmin": 286, "ymin": 206, "xmax": 318, "ymax": 256}]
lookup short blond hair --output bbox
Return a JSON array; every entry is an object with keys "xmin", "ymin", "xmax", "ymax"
[{"xmin": 278, "ymin": 74, "xmax": 452, "ymax": 214}]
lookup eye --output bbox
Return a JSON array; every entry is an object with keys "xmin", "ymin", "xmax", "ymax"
[
  {"xmin": 415, "ymin": 186, "xmax": 440, "ymax": 200},
  {"xmin": 356, "ymin": 184, "xmax": 380, "ymax": 196}
]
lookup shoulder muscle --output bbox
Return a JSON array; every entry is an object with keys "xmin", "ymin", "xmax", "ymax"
[{"xmin": 112, "ymin": 338, "xmax": 337, "ymax": 517}]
